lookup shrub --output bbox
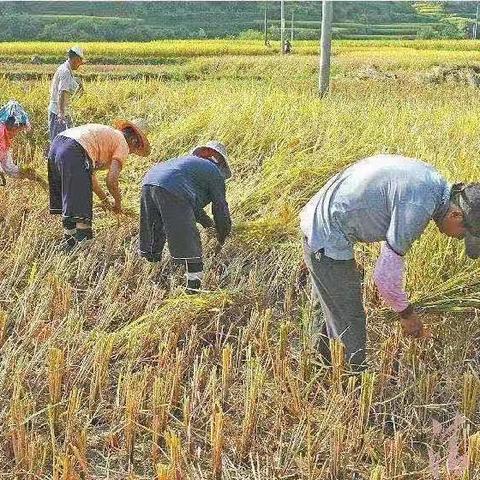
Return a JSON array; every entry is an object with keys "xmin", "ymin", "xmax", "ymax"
[{"xmin": 238, "ymin": 29, "xmax": 263, "ymax": 41}]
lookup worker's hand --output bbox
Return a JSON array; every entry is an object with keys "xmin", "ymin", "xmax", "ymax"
[
  {"xmin": 20, "ymin": 167, "xmax": 47, "ymax": 188},
  {"xmin": 112, "ymin": 202, "xmax": 122, "ymax": 214},
  {"xmin": 400, "ymin": 311, "xmax": 430, "ymax": 339},
  {"xmin": 119, "ymin": 207, "xmax": 137, "ymax": 218},
  {"xmin": 98, "ymin": 197, "xmax": 114, "ymax": 211},
  {"xmin": 201, "ymin": 216, "xmax": 215, "ymax": 229},
  {"xmin": 205, "ymin": 226, "xmax": 216, "ymax": 238},
  {"xmin": 76, "ymin": 78, "xmax": 84, "ymax": 94},
  {"xmin": 214, "ymin": 242, "xmax": 223, "ymax": 255},
  {"xmin": 217, "ymin": 232, "xmax": 228, "ymax": 246},
  {"xmin": 299, "ymin": 259, "xmax": 309, "ymax": 277},
  {"xmin": 58, "ymin": 113, "xmax": 66, "ymax": 124},
  {"xmin": 20, "ymin": 167, "xmax": 36, "ymax": 180}
]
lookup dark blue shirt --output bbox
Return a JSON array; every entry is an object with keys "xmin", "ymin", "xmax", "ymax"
[{"xmin": 143, "ymin": 155, "xmax": 231, "ymax": 241}]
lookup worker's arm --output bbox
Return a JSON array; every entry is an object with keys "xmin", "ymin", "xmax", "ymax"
[
  {"xmin": 75, "ymin": 77, "xmax": 84, "ymax": 96},
  {"xmin": 0, "ymin": 154, "xmax": 47, "ymax": 190},
  {"xmin": 0, "ymin": 127, "xmax": 20, "ymax": 178},
  {"xmin": 92, "ymin": 172, "xmax": 111, "ymax": 205},
  {"xmin": 373, "ymin": 243, "xmax": 426, "ymax": 338},
  {"xmin": 212, "ymin": 201, "xmax": 231, "ymax": 244},
  {"xmin": 106, "ymin": 159, "xmax": 123, "ymax": 212},
  {"xmin": 381, "ymin": 202, "xmax": 435, "ymax": 337},
  {"xmin": 58, "ymin": 90, "xmax": 71, "ymax": 123},
  {"xmin": 195, "ymin": 208, "xmax": 215, "ymax": 228},
  {"xmin": 0, "ymin": 151, "xmax": 20, "ymax": 178},
  {"xmin": 209, "ymin": 178, "xmax": 231, "ymax": 244},
  {"xmin": 57, "ymin": 68, "xmax": 79, "ymax": 122}
]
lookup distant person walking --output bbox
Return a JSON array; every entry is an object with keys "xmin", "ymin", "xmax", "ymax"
[
  {"xmin": 283, "ymin": 39, "xmax": 292, "ymax": 54},
  {"xmin": 139, "ymin": 141, "xmax": 232, "ymax": 293},
  {"xmin": 48, "ymin": 46, "xmax": 85, "ymax": 141},
  {"xmin": 48, "ymin": 120, "xmax": 150, "ymax": 251},
  {"xmin": 301, "ymin": 155, "xmax": 480, "ymax": 371}
]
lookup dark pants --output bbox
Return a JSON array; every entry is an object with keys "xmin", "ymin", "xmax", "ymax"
[
  {"xmin": 48, "ymin": 136, "xmax": 93, "ymax": 225},
  {"xmin": 48, "ymin": 112, "xmax": 72, "ymax": 142},
  {"xmin": 139, "ymin": 185, "xmax": 202, "ymax": 266},
  {"xmin": 303, "ymin": 240, "xmax": 367, "ymax": 369}
]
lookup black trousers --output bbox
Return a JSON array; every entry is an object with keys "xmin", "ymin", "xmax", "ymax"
[
  {"xmin": 48, "ymin": 135, "xmax": 93, "ymax": 225},
  {"xmin": 303, "ymin": 240, "xmax": 367, "ymax": 368},
  {"xmin": 139, "ymin": 185, "xmax": 202, "ymax": 265}
]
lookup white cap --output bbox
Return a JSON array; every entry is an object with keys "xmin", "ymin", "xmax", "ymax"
[
  {"xmin": 191, "ymin": 140, "xmax": 231, "ymax": 179},
  {"xmin": 68, "ymin": 45, "xmax": 85, "ymax": 59}
]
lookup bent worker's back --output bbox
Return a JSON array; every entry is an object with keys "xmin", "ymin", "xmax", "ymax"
[
  {"xmin": 140, "ymin": 147, "xmax": 232, "ymax": 293},
  {"xmin": 143, "ymin": 155, "xmax": 225, "ymax": 210},
  {"xmin": 300, "ymin": 154, "xmax": 451, "ymax": 260}
]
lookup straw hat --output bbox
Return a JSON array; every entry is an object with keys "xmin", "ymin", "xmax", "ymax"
[
  {"xmin": 191, "ymin": 140, "xmax": 231, "ymax": 179},
  {"xmin": 114, "ymin": 118, "xmax": 151, "ymax": 157}
]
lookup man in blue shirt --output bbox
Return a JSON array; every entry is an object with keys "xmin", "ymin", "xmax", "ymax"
[
  {"xmin": 140, "ymin": 141, "xmax": 231, "ymax": 293},
  {"xmin": 300, "ymin": 154, "xmax": 480, "ymax": 370}
]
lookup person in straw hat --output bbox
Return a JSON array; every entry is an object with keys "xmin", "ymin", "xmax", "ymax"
[
  {"xmin": 48, "ymin": 119, "xmax": 150, "ymax": 251},
  {"xmin": 139, "ymin": 141, "xmax": 232, "ymax": 293},
  {"xmin": 48, "ymin": 46, "xmax": 86, "ymax": 141}
]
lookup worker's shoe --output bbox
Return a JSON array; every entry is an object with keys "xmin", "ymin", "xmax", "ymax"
[
  {"xmin": 55, "ymin": 238, "xmax": 77, "ymax": 253},
  {"xmin": 75, "ymin": 228, "xmax": 93, "ymax": 242},
  {"xmin": 186, "ymin": 279, "xmax": 202, "ymax": 294},
  {"xmin": 61, "ymin": 233, "xmax": 77, "ymax": 249},
  {"xmin": 55, "ymin": 229, "xmax": 79, "ymax": 252},
  {"xmin": 73, "ymin": 228, "xmax": 93, "ymax": 250},
  {"xmin": 55, "ymin": 238, "xmax": 92, "ymax": 254},
  {"xmin": 54, "ymin": 232, "xmax": 93, "ymax": 254},
  {"xmin": 141, "ymin": 252, "xmax": 162, "ymax": 263},
  {"xmin": 75, "ymin": 238, "xmax": 93, "ymax": 251}
]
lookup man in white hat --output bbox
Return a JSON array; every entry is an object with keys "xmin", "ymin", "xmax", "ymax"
[
  {"xmin": 48, "ymin": 46, "xmax": 85, "ymax": 141},
  {"xmin": 48, "ymin": 119, "xmax": 150, "ymax": 250},
  {"xmin": 139, "ymin": 141, "xmax": 232, "ymax": 293}
]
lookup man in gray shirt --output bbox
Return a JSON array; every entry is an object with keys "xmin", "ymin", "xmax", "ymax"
[
  {"xmin": 300, "ymin": 154, "xmax": 480, "ymax": 370},
  {"xmin": 48, "ymin": 46, "xmax": 85, "ymax": 141}
]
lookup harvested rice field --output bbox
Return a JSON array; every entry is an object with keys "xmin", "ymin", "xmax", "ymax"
[{"xmin": 1, "ymin": 39, "xmax": 480, "ymax": 479}]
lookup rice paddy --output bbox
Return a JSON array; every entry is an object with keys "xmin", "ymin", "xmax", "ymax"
[{"xmin": 1, "ymin": 39, "xmax": 480, "ymax": 479}]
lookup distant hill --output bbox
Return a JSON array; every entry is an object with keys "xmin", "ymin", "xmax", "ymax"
[{"xmin": 0, "ymin": 1, "xmax": 478, "ymax": 41}]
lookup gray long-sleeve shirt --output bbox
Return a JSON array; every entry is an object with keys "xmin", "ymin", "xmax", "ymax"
[
  {"xmin": 143, "ymin": 155, "xmax": 231, "ymax": 242},
  {"xmin": 300, "ymin": 155, "xmax": 451, "ymax": 260}
]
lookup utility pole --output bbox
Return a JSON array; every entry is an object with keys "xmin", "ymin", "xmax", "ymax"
[
  {"xmin": 291, "ymin": 10, "xmax": 294, "ymax": 42},
  {"xmin": 280, "ymin": 0, "xmax": 285, "ymax": 54},
  {"xmin": 474, "ymin": 1, "xmax": 479, "ymax": 39},
  {"xmin": 319, "ymin": 0, "xmax": 333, "ymax": 96},
  {"xmin": 264, "ymin": 1, "xmax": 268, "ymax": 46}
]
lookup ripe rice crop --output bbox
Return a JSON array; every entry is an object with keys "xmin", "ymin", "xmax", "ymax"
[{"xmin": 0, "ymin": 39, "xmax": 479, "ymax": 478}]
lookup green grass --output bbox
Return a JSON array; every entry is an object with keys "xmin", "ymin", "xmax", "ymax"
[{"xmin": 33, "ymin": 14, "xmax": 138, "ymax": 21}]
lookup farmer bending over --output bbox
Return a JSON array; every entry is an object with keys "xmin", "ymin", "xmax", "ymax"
[
  {"xmin": 48, "ymin": 120, "xmax": 150, "ymax": 251},
  {"xmin": 0, "ymin": 100, "xmax": 44, "ymax": 186},
  {"xmin": 140, "ymin": 141, "xmax": 231, "ymax": 293},
  {"xmin": 300, "ymin": 154, "xmax": 480, "ymax": 370}
]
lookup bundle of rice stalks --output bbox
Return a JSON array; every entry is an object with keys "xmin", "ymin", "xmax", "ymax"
[{"xmin": 382, "ymin": 266, "xmax": 480, "ymax": 320}]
